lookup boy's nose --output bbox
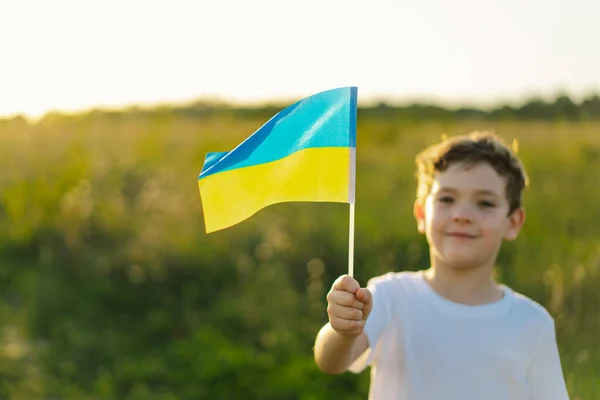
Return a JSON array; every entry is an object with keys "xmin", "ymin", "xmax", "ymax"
[{"xmin": 452, "ymin": 204, "xmax": 474, "ymax": 223}]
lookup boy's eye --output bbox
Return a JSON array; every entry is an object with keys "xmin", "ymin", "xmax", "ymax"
[
  {"xmin": 478, "ymin": 200, "xmax": 496, "ymax": 208},
  {"xmin": 438, "ymin": 196, "xmax": 454, "ymax": 203}
]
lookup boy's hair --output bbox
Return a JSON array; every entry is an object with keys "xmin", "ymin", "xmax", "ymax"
[{"xmin": 415, "ymin": 131, "xmax": 529, "ymax": 214}]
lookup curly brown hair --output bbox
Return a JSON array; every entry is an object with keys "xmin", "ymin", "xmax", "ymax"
[{"xmin": 415, "ymin": 131, "xmax": 529, "ymax": 214}]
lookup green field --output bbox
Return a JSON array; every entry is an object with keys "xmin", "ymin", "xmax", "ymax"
[{"xmin": 0, "ymin": 105, "xmax": 598, "ymax": 399}]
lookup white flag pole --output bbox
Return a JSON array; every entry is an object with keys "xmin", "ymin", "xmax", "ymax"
[
  {"xmin": 348, "ymin": 86, "xmax": 358, "ymax": 278},
  {"xmin": 348, "ymin": 203, "xmax": 355, "ymax": 277}
]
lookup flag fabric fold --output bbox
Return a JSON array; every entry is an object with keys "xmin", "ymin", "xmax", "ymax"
[{"xmin": 198, "ymin": 86, "xmax": 357, "ymax": 233}]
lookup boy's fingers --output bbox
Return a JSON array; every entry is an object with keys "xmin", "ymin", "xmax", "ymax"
[
  {"xmin": 327, "ymin": 291, "xmax": 363, "ymax": 309},
  {"xmin": 356, "ymin": 288, "xmax": 371, "ymax": 304},
  {"xmin": 331, "ymin": 305, "xmax": 363, "ymax": 321},
  {"xmin": 330, "ymin": 316, "xmax": 364, "ymax": 334},
  {"xmin": 356, "ymin": 288, "xmax": 373, "ymax": 319},
  {"xmin": 332, "ymin": 275, "xmax": 360, "ymax": 294}
]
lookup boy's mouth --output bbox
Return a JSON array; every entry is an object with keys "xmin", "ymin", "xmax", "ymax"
[{"xmin": 446, "ymin": 232, "xmax": 478, "ymax": 239}]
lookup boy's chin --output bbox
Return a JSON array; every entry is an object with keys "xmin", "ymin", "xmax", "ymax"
[
  {"xmin": 447, "ymin": 262, "xmax": 485, "ymax": 271},
  {"xmin": 440, "ymin": 254, "xmax": 491, "ymax": 271}
]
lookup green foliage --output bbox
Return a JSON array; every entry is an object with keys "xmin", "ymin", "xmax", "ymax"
[{"xmin": 0, "ymin": 105, "xmax": 599, "ymax": 399}]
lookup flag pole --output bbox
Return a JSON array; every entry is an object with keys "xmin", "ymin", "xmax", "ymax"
[{"xmin": 348, "ymin": 203, "xmax": 355, "ymax": 277}]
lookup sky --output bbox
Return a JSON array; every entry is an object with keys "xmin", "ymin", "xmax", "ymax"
[{"xmin": 1, "ymin": 0, "xmax": 599, "ymax": 118}]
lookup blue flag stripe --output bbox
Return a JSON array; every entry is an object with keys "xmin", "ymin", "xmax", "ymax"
[{"xmin": 198, "ymin": 87, "xmax": 357, "ymax": 179}]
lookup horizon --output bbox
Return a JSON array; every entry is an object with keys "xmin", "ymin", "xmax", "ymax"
[{"xmin": 2, "ymin": 88, "xmax": 598, "ymax": 123}]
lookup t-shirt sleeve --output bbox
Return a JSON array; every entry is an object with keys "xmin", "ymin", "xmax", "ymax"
[
  {"xmin": 348, "ymin": 275, "xmax": 390, "ymax": 373},
  {"xmin": 528, "ymin": 320, "xmax": 570, "ymax": 400}
]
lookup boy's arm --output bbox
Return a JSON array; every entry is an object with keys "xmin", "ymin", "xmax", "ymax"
[
  {"xmin": 528, "ymin": 324, "xmax": 570, "ymax": 400},
  {"xmin": 314, "ymin": 323, "xmax": 369, "ymax": 374},
  {"xmin": 313, "ymin": 275, "xmax": 373, "ymax": 374}
]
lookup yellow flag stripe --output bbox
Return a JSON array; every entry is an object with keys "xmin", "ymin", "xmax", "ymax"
[{"xmin": 198, "ymin": 147, "xmax": 353, "ymax": 233}]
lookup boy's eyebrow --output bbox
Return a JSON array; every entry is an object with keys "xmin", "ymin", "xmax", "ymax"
[{"xmin": 437, "ymin": 187, "xmax": 501, "ymax": 198}]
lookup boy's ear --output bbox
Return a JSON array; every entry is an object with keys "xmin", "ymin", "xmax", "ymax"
[
  {"xmin": 504, "ymin": 207, "xmax": 526, "ymax": 241},
  {"xmin": 413, "ymin": 199, "xmax": 426, "ymax": 234}
]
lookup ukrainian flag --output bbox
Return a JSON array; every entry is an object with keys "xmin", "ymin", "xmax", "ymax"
[{"xmin": 198, "ymin": 86, "xmax": 357, "ymax": 233}]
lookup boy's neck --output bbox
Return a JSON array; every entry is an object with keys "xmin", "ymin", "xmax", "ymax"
[{"xmin": 422, "ymin": 264, "xmax": 504, "ymax": 306}]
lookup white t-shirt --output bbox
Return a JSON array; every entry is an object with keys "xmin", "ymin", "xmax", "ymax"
[{"xmin": 349, "ymin": 270, "xmax": 570, "ymax": 400}]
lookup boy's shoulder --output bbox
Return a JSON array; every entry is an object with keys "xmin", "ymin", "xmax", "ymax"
[
  {"xmin": 365, "ymin": 270, "xmax": 426, "ymax": 299},
  {"xmin": 366, "ymin": 269, "xmax": 422, "ymax": 288},
  {"xmin": 504, "ymin": 286, "xmax": 556, "ymax": 328}
]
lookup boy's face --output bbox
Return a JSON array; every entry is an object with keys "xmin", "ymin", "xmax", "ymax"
[{"xmin": 414, "ymin": 161, "xmax": 525, "ymax": 271}]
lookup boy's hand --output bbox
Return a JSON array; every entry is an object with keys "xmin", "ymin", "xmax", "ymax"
[{"xmin": 326, "ymin": 275, "xmax": 373, "ymax": 337}]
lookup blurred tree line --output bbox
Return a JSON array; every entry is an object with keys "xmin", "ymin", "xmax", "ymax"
[
  {"xmin": 157, "ymin": 92, "xmax": 600, "ymax": 121},
  {"xmin": 0, "ymin": 92, "xmax": 598, "ymax": 399},
  {"xmin": 5, "ymin": 92, "xmax": 599, "ymax": 127}
]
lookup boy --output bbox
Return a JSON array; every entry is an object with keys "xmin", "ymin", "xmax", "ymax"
[{"xmin": 313, "ymin": 132, "xmax": 570, "ymax": 400}]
